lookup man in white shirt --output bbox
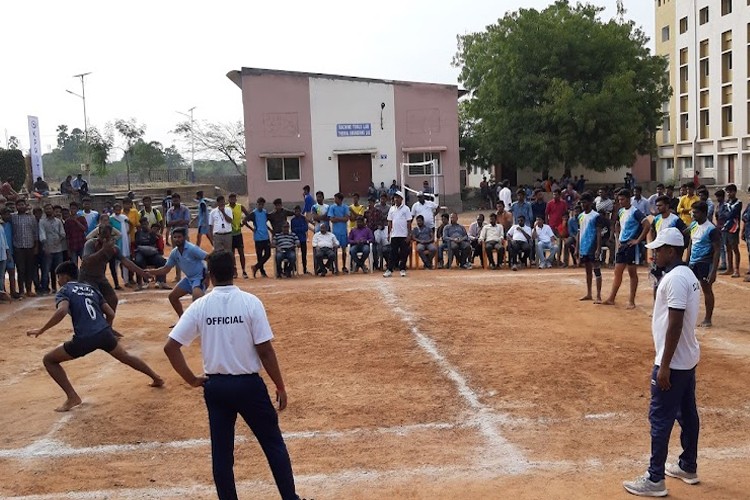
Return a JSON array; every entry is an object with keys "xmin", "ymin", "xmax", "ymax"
[
  {"xmin": 311, "ymin": 222, "xmax": 339, "ymax": 276},
  {"xmin": 384, "ymin": 191, "xmax": 412, "ymax": 277},
  {"xmin": 497, "ymin": 180, "xmax": 512, "ymax": 209},
  {"xmin": 532, "ymin": 216, "xmax": 559, "ymax": 269},
  {"xmin": 411, "ymin": 192, "xmax": 437, "ymax": 230},
  {"xmin": 507, "ymin": 215, "xmax": 532, "ymax": 271},
  {"xmin": 623, "ymin": 227, "xmax": 701, "ymax": 497},
  {"xmin": 479, "ymin": 212, "xmax": 505, "ymax": 269},
  {"xmin": 208, "ymin": 195, "xmax": 234, "ymax": 253},
  {"xmin": 163, "ymin": 251, "xmax": 302, "ymax": 500}
]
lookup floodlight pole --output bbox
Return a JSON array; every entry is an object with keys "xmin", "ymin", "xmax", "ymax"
[{"xmin": 68, "ymin": 71, "xmax": 92, "ymax": 184}]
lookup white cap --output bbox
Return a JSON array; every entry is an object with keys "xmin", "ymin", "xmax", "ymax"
[
  {"xmin": 645, "ymin": 227, "xmax": 684, "ymax": 249},
  {"xmin": 394, "ymin": 191, "xmax": 404, "ymax": 198}
]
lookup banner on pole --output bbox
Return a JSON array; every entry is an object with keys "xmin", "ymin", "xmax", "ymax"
[{"xmin": 27, "ymin": 116, "xmax": 44, "ymax": 180}]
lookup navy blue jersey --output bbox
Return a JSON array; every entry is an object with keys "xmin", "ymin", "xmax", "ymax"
[{"xmin": 55, "ymin": 282, "xmax": 110, "ymax": 337}]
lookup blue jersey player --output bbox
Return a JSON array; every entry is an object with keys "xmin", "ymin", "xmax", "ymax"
[
  {"xmin": 577, "ymin": 192, "xmax": 603, "ymax": 303},
  {"xmin": 27, "ymin": 261, "xmax": 163, "ymax": 412},
  {"xmin": 600, "ymin": 189, "xmax": 651, "ymax": 309}
]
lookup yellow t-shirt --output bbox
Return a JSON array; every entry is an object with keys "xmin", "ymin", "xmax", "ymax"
[
  {"xmin": 676, "ymin": 194, "xmax": 699, "ymax": 226},
  {"xmin": 349, "ymin": 204, "xmax": 366, "ymax": 230},
  {"xmin": 127, "ymin": 208, "xmax": 140, "ymax": 239},
  {"xmin": 230, "ymin": 203, "xmax": 244, "ymax": 235}
]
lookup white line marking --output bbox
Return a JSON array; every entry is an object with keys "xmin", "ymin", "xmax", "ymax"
[
  {"xmin": 0, "ymin": 422, "xmax": 457, "ymax": 460},
  {"xmin": 375, "ymin": 281, "xmax": 527, "ymax": 472}
]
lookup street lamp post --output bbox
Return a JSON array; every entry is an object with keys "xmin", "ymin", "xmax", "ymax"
[
  {"xmin": 66, "ymin": 71, "xmax": 92, "ymax": 185},
  {"xmin": 176, "ymin": 107, "xmax": 196, "ymax": 183}
]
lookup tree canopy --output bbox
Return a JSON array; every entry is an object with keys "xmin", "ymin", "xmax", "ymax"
[
  {"xmin": 453, "ymin": 0, "xmax": 670, "ymax": 173},
  {"xmin": 0, "ymin": 148, "xmax": 26, "ymax": 189},
  {"xmin": 173, "ymin": 120, "xmax": 246, "ymax": 176}
]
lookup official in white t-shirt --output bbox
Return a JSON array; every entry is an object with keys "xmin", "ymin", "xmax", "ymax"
[
  {"xmin": 411, "ymin": 192, "xmax": 437, "ymax": 229},
  {"xmin": 208, "ymin": 195, "xmax": 234, "ymax": 253},
  {"xmin": 384, "ymin": 191, "xmax": 412, "ymax": 277},
  {"xmin": 623, "ymin": 227, "xmax": 701, "ymax": 497},
  {"xmin": 163, "ymin": 251, "xmax": 302, "ymax": 500}
]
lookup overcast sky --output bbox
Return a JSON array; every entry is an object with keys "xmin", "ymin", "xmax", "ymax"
[{"xmin": 0, "ymin": 0, "xmax": 653, "ymax": 159}]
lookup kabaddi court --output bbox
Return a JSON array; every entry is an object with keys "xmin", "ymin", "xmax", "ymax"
[{"xmin": 1, "ymin": 223, "xmax": 750, "ymax": 500}]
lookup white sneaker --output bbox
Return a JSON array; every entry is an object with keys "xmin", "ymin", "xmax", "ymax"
[
  {"xmin": 400, "ymin": 270, "xmax": 407, "ymax": 277},
  {"xmin": 383, "ymin": 270, "xmax": 393, "ymax": 278},
  {"xmin": 622, "ymin": 473, "xmax": 667, "ymax": 497},
  {"xmin": 665, "ymin": 463, "xmax": 699, "ymax": 484}
]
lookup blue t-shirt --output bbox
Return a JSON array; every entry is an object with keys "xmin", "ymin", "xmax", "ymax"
[
  {"xmin": 688, "ymin": 220, "xmax": 719, "ymax": 264},
  {"xmin": 327, "ymin": 203, "xmax": 349, "ymax": 236},
  {"xmin": 617, "ymin": 206, "xmax": 646, "ymax": 242},
  {"xmin": 78, "ymin": 210, "xmax": 100, "ymax": 234},
  {"xmin": 166, "ymin": 242, "xmax": 207, "ymax": 280},
  {"xmin": 197, "ymin": 199, "xmax": 208, "ymax": 227},
  {"xmin": 567, "ymin": 216, "xmax": 579, "ymax": 238},
  {"xmin": 303, "ymin": 193, "xmax": 314, "ymax": 214},
  {"xmin": 577, "ymin": 210, "xmax": 600, "ymax": 256},
  {"xmin": 251, "ymin": 209, "xmax": 269, "ymax": 241},
  {"xmin": 654, "ymin": 213, "xmax": 687, "ymax": 234},
  {"xmin": 290, "ymin": 215, "xmax": 308, "ymax": 242},
  {"xmin": 3, "ymin": 223, "xmax": 13, "ymax": 257},
  {"xmin": 56, "ymin": 282, "xmax": 110, "ymax": 338}
]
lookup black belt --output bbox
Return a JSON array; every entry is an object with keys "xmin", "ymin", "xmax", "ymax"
[
  {"xmin": 214, "ymin": 232, "xmax": 231, "ymax": 235},
  {"xmin": 206, "ymin": 373, "xmax": 258, "ymax": 377}
]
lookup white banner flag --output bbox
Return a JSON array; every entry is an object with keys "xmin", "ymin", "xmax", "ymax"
[{"xmin": 27, "ymin": 116, "xmax": 44, "ymax": 180}]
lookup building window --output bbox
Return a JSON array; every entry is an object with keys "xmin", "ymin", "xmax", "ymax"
[
  {"xmin": 266, "ymin": 157, "xmax": 301, "ymax": 181},
  {"xmin": 662, "ymin": 158, "xmax": 674, "ymax": 170},
  {"xmin": 679, "ymin": 17, "xmax": 688, "ymax": 34},
  {"xmin": 702, "ymin": 156, "xmax": 714, "ymax": 169},
  {"xmin": 699, "ymin": 7, "xmax": 709, "ymax": 25},
  {"xmin": 661, "ymin": 26, "xmax": 670, "ymax": 42},
  {"xmin": 407, "ymin": 152, "xmax": 442, "ymax": 176},
  {"xmin": 682, "ymin": 157, "xmax": 693, "ymax": 171},
  {"xmin": 721, "ymin": 0, "xmax": 732, "ymax": 15}
]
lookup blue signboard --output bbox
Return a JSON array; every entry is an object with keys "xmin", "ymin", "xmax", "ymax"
[{"xmin": 336, "ymin": 123, "xmax": 372, "ymax": 137}]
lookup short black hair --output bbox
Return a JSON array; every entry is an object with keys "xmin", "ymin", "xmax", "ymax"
[
  {"xmin": 334, "ymin": 192, "xmax": 343, "ymax": 200},
  {"xmin": 208, "ymin": 250, "xmax": 234, "ymax": 283},
  {"xmin": 715, "ymin": 189, "xmax": 725, "ymax": 197},
  {"xmin": 655, "ymin": 195, "xmax": 671, "ymax": 205},
  {"xmin": 172, "ymin": 227, "xmax": 187, "ymax": 237},
  {"xmin": 692, "ymin": 201, "xmax": 708, "ymax": 214},
  {"xmin": 273, "ymin": 198, "xmax": 282, "ymax": 205},
  {"xmin": 56, "ymin": 261, "xmax": 78, "ymax": 280},
  {"xmin": 618, "ymin": 189, "xmax": 631, "ymax": 198},
  {"xmin": 316, "ymin": 191, "xmax": 324, "ymax": 197},
  {"xmin": 142, "ymin": 196, "xmax": 152, "ymax": 202},
  {"xmin": 303, "ymin": 185, "xmax": 310, "ymax": 192},
  {"xmin": 172, "ymin": 193, "xmax": 181, "ymax": 200},
  {"xmin": 216, "ymin": 195, "xmax": 225, "ymax": 203},
  {"xmin": 656, "ymin": 183, "xmax": 665, "ymax": 189},
  {"xmin": 580, "ymin": 192, "xmax": 594, "ymax": 203},
  {"xmin": 196, "ymin": 190, "xmax": 204, "ymax": 197},
  {"xmin": 257, "ymin": 197, "xmax": 266, "ymax": 204},
  {"xmin": 416, "ymin": 215, "xmax": 424, "ymax": 221},
  {"xmin": 293, "ymin": 205, "xmax": 301, "ymax": 210},
  {"xmin": 726, "ymin": 184, "xmax": 737, "ymax": 192}
]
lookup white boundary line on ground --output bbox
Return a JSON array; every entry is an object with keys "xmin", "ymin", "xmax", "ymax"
[
  {"xmin": 0, "ymin": 422, "xmax": 458, "ymax": 460},
  {"xmin": 375, "ymin": 281, "xmax": 528, "ymax": 473}
]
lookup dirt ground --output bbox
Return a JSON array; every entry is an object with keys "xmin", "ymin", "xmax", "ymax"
[{"xmin": 1, "ymin": 225, "xmax": 749, "ymax": 500}]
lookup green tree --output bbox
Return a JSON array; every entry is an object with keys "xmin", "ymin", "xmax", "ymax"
[
  {"xmin": 129, "ymin": 140, "xmax": 165, "ymax": 175},
  {"xmin": 453, "ymin": 0, "xmax": 670, "ymax": 173},
  {"xmin": 163, "ymin": 145, "xmax": 184, "ymax": 170},
  {"xmin": 173, "ymin": 120, "xmax": 246, "ymax": 176},
  {"xmin": 0, "ymin": 148, "xmax": 26, "ymax": 190}
]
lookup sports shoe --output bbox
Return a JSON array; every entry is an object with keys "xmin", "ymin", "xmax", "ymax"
[
  {"xmin": 622, "ymin": 473, "xmax": 667, "ymax": 497},
  {"xmin": 665, "ymin": 463, "xmax": 699, "ymax": 485},
  {"xmin": 400, "ymin": 270, "xmax": 406, "ymax": 277},
  {"xmin": 383, "ymin": 270, "xmax": 393, "ymax": 277}
]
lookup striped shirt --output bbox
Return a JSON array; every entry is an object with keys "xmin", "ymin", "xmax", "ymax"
[
  {"xmin": 273, "ymin": 232, "xmax": 299, "ymax": 251},
  {"xmin": 11, "ymin": 213, "xmax": 38, "ymax": 249}
]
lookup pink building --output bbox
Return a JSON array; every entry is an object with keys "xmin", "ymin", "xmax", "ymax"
[{"xmin": 226, "ymin": 68, "xmax": 462, "ymax": 209}]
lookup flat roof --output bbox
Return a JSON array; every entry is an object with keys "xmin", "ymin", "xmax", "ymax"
[{"xmin": 226, "ymin": 67, "xmax": 466, "ymax": 95}]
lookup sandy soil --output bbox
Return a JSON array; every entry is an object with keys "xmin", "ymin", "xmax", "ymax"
[{"xmin": 0, "ymin": 228, "xmax": 749, "ymax": 499}]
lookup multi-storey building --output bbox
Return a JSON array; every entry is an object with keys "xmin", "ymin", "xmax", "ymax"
[{"xmin": 655, "ymin": 0, "xmax": 750, "ymax": 188}]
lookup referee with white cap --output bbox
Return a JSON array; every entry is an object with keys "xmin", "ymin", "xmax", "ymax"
[
  {"xmin": 623, "ymin": 227, "xmax": 701, "ymax": 497},
  {"xmin": 163, "ymin": 250, "xmax": 303, "ymax": 500}
]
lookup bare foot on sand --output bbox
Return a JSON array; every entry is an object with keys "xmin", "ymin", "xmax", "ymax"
[
  {"xmin": 626, "ymin": 303, "xmax": 636, "ymax": 310},
  {"xmin": 593, "ymin": 298, "xmax": 602, "ymax": 304},
  {"xmin": 55, "ymin": 396, "xmax": 82, "ymax": 412},
  {"xmin": 598, "ymin": 299, "xmax": 615, "ymax": 306},
  {"xmin": 579, "ymin": 295, "xmax": 592, "ymax": 301},
  {"xmin": 698, "ymin": 320, "xmax": 712, "ymax": 328},
  {"xmin": 150, "ymin": 377, "xmax": 165, "ymax": 388}
]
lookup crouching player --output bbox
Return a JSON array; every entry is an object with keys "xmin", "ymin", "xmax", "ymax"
[{"xmin": 27, "ymin": 261, "xmax": 163, "ymax": 412}]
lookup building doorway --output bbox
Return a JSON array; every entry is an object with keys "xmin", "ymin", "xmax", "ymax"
[
  {"xmin": 728, "ymin": 154, "xmax": 736, "ymax": 184},
  {"xmin": 338, "ymin": 154, "xmax": 373, "ymax": 196}
]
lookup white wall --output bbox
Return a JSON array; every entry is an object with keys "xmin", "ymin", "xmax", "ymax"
[{"xmin": 308, "ymin": 78, "xmax": 397, "ymax": 197}]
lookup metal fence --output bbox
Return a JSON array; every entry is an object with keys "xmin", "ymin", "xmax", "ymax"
[{"xmin": 92, "ymin": 169, "xmax": 191, "ymax": 187}]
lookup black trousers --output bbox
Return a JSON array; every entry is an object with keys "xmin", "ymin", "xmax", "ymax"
[
  {"xmin": 388, "ymin": 237, "xmax": 409, "ymax": 272},
  {"xmin": 204, "ymin": 374, "xmax": 299, "ymax": 500},
  {"xmin": 13, "ymin": 247, "xmax": 35, "ymax": 293},
  {"xmin": 255, "ymin": 239, "xmax": 271, "ymax": 271},
  {"xmin": 299, "ymin": 241, "xmax": 308, "ymax": 272}
]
